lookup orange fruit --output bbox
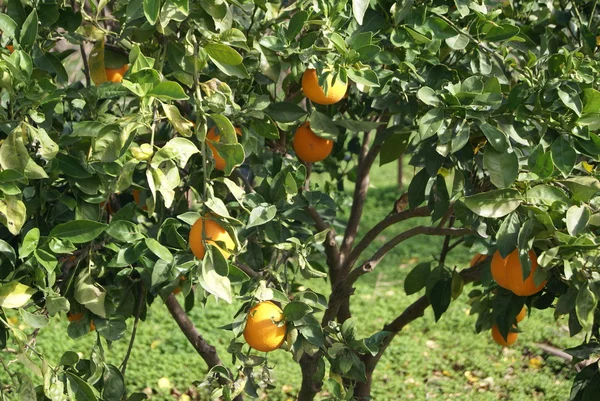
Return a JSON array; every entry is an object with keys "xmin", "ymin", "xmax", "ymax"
[
  {"xmin": 6, "ymin": 45, "xmax": 14, "ymax": 53},
  {"xmin": 293, "ymin": 122, "xmax": 333, "ymax": 163},
  {"xmin": 301, "ymin": 68, "xmax": 348, "ymax": 105},
  {"xmin": 189, "ymin": 216, "xmax": 235, "ymax": 260},
  {"xmin": 132, "ymin": 189, "xmax": 148, "ymax": 210},
  {"xmin": 90, "ymin": 320, "xmax": 96, "ymax": 331},
  {"xmin": 105, "ymin": 64, "xmax": 129, "ymax": 83},
  {"xmin": 491, "ymin": 325, "xmax": 518, "ymax": 347},
  {"xmin": 491, "ymin": 249, "xmax": 547, "ymax": 296},
  {"xmin": 516, "ymin": 306, "xmax": 526, "ymax": 323},
  {"xmin": 206, "ymin": 127, "xmax": 242, "ymax": 171},
  {"xmin": 172, "ymin": 276, "xmax": 187, "ymax": 295},
  {"xmin": 470, "ymin": 253, "xmax": 486, "ymax": 267},
  {"xmin": 243, "ymin": 301, "xmax": 287, "ymax": 352},
  {"xmin": 67, "ymin": 312, "xmax": 83, "ymax": 322}
]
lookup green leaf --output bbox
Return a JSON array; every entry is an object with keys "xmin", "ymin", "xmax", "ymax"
[
  {"xmin": 286, "ymin": 11, "xmax": 308, "ymax": 41},
  {"xmin": 34, "ymin": 248, "xmax": 58, "ymax": 273},
  {"xmin": 145, "ymin": 238, "xmax": 173, "ymax": 263},
  {"xmin": 352, "ymin": 0, "xmax": 369, "ymax": 25},
  {"xmin": 246, "ymin": 205, "xmax": 277, "ymax": 229},
  {"xmin": 334, "ymin": 120, "xmax": 381, "ymax": 132},
  {"xmin": 346, "ymin": 68, "xmax": 380, "ymax": 87},
  {"xmin": 404, "ymin": 262, "xmax": 431, "ymax": 295},
  {"xmin": 560, "ymin": 177, "xmax": 600, "ymax": 202},
  {"xmin": 205, "ymin": 42, "xmax": 243, "ymax": 66},
  {"xmin": 408, "ymin": 169, "xmax": 430, "ymax": 209},
  {"xmin": 19, "ymin": 227, "xmax": 40, "ymax": 259},
  {"xmin": 566, "ymin": 206, "xmax": 590, "ymax": 237},
  {"xmin": 551, "ymin": 136, "xmax": 576, "ymax": 177},
  {"xmin": 95, "ymin": 317, "xmax": 127, "ymax": 341},
  {"xmin": 265, "ymin": 102, "xmax": 306, "ymax": 123},
  {"xmin": 0, "ymin": 14, "xmax": 18, "ymax": 42},
  {"xmin": 463, "ymin": 189, "xmax": 523, "ymax": 218},
  {"xmin": 479, "ymin": 123, "xmax": 508, "ymax": 153},
  {"xmin": 200, "ymin": 251, "xmax": 233, "ymax": 303},
  {"xmin": 0, "ymin": 281, "xmax": 36, "ymax": 308},
  {"xmin": 418, "ymin": 108, "xmax": 444, "ymax": 140},
  {"xmin": 66, "ymin": 372, "xmax": 99, "ymax": 401},
  {"xmin": 102, "ymin": 365, "xmax": 125, "ymax": 401},
  {"xmin": 426, "ymin": 265, "xmax": 453, "ymax": 322},
  {"xmin": 74, "ymin": 271, "xmax": 106, "ymax": 318},
  {"xmin": 417, "ymin": 87, "xmax": 441, "ymax": 107},
  {"xmin": 0, "ymin": 196, "xmax": 27, "ymax": 235},
  {"xmin": 148, "ymin": 81, "xmax": 189, "ymax": 100},
  {"xmin": 0, "ymin": 127, "xmax": 48, "ymax": 179},
  {"xmin": 309, "ymin": 111, "xmax": 338, "ymax": 140},
  {"xmin": 379, "ymin": 133, "xmax": 411, "ymax": 166},
  {"xmin": 576, "ymin": 285, "xmax": 597, "ymax": 334},
  {"xmin": 151, "ymin": 138, "xmax": 199, "ymax": 169},
  {"xmin": 558, "ymin": 87, "xmax": 582, "ymax": 117},
  {"xmin": 484, "ymin": 23, "xmax": 519, "ymax": 42},
  {"xmin": 143, "ymin": 0, "xmax": 160, "ymax": 24},
  {"xmin": 19, "ymin": 309, "xmax": 48, "ymax": 329},
  {"xmin": 250, "ymin": 117, "xmax": 279, "ymax": 140},
  {"xmin": 483, "ymin": 147, "xmax": 518, "ymax": 188},
  {"xmin": 283, "ymin": 301, "xmax": 312, "ymax": 321},
  {"xmin": 525, "ymin": 184, "xmax": 568, "ymax": 206},
  {"xmin": 19, "ymin": 9, "xmax": 37, "ymax": 49},
  {"xmin": 162, "ymin": 103, "xmax": 193, "ymax": 137},
  {"xmin": 496, "ymin": 213, "xmax": 520, "ymax": 258},
  {"xmin": 49, "ymin": 220, "xmax": 108, "ymax": 244},
  {"xmin": 106, "ymin": 221, "xmax": 145, "ymax": 242}
]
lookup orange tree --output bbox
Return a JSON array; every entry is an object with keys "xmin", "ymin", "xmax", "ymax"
[{"xmin": 0, "ymin": 0, "xmax": 599, "ymax": 400}]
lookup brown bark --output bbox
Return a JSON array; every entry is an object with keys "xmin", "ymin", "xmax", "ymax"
[
  {"xmin": 165, "ymin": 294, "xmax": 243, "ymax": 401},
  {"xmin": 354, "ymin": 262, "xmax": 484, "ymax": 399}
]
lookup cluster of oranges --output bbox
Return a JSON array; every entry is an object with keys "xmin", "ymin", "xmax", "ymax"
[
  {"xmin": 292, "ymin": 68, "xmax": 348, "ymax": 163},
  {"xmin": 471, "ymin": 248, "xmax": 547, "ymax": 348}
]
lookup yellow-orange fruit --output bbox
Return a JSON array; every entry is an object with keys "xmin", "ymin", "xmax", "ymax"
[
  {"xmin": 491, "ymin": 249, "xmax": 547, "ymax": 296},
  {"xmin": 302, "ymin": 68, "xmax": 348, "ymax": 105},
  {"xmin": 6, "ymin": 45, "xmax": 14, "ymax": 53},
  {"xmin": 206, "ymin": 127, "xmax": 242, "ymax": 171},
  {"xmin": 470, "ymin": 253, "xmax": 486, "ymax": 267},
  {"xmin": 516, "ymin": 306, "xmax": 526, "ymax": 323},
  {"xmin": 67, "ymin": 312, "xmax": 83, "ymax": 322},
  {"xmin": 189, "ymin": 217, "xmax": 235, "ymax": 260},
  {"xmin": 491, "ymin": 325, "xmax": 518, "ymax": 347},
  {"xmin": 105, "ymin": 64, "xmax": 129, "ymax": 83},
  {"xmin": 293, "ymin": 122, "xmax": 333, "ymax": 163},
  {"xmin": 243, "ymin": 301, "xmax": 287, "ymax": 352}
]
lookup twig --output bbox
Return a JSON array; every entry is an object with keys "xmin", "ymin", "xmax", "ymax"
[
  {"xmin": 0, "ymin": 356, "xmax": 17, "ymax": 388},
  {"xmin": 120, "ymin": 283, "xmax": 145, "ymax": 376},
  {"xmin": 235, "ymin": 262, "xmax": 260, "ymax": 278},
  {"xmin": 307, "ymin": 206, "xmax": 340, "ymax": 270},
  {"xmin": 80, "ymin": 43, "xmax": 91, "ymax": 87},
  {"xmin": 232, "ymin": 169, "xmax": 255, "ymax": 194},
  {"xmin": 438, "ymin": 217, "xmax": 455, "ymax": 267}
]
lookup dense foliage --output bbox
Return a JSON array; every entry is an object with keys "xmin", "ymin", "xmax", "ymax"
[{"xmin": 0, "ymin": 0, "xmax": 599, "ymax": 400}]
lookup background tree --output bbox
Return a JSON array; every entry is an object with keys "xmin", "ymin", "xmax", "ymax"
[{"xmin": 0, "ymin": 0, "xmax": 599, "ymax": 400}]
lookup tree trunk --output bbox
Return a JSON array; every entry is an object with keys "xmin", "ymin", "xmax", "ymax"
[{"xmin": 298, "ymin": 354, "xmax": 321, "ymax": 401}]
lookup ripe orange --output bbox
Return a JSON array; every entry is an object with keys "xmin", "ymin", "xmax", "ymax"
[
  {"xmin": 516, "ymin": 306, "xmax": 526, "ymax": 323},
  {"xmin": 491, "ymin": 325, "xmax": 517, "ymax": 347},
  {"xmin": 491, "ymin": 249, "xmax": 547, "ymax": 296},
  {"xmin": 469, "ymin": 253, "xmax": 486, "ymax": 267},
  {"xmin": 172, "ymin": 276, "xmax": 187, "ymax": 295},
  {"xmin": 206, "ymin": 127, "xmax": 242, "ymax": 171},
  {"xmin": 132, "ymin": 189, "xmax": 148, "ymax": 210},
  {"xmin": 90, "ymin": 320, "xmax": 96, "ymax": 331},
  {"xmin": 293, "ymin": 122, "xmax": 333, "ymax": 163},
  {"xmin": 302, "ymin": 68, "xmax": 348, "ymax": 105},
  {"xmin": 105, "ymin": 64, "xmax": 129, "ymax": 83},
  {"xmin": 189, "ymin": 216, "xmax": 235, "ymax": 260},
  {"xmin": 243, "ymin": 301, "xmax": 287, "ymax": 352},
  {"xmin": 67, "ymin": 312, "xmax": 83, "ymax": 322},
  {"xmin": 6, "ymin": 45, "xmax": 14, "ymax": 53}
]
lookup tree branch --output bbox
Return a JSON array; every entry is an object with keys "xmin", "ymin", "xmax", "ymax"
[
  {"xmin": 120, "ymin": 283, "xmax": 145, "ymax": 376},
  {"xmin": 343, "ymin": 206, "xmax": 430, "ymax": 271},
  {"xmin": 354, "ymin": 261, "xmax": 483, "ymax": 399},
  {"xmin": 307, "ymin": 206, "xmax": 340, "ymax": 270},
  {"xmin": 165, "ymin": 294, "xmax": 243, "ymax": 401},
  {"xmin": 339, "ymin": 116, "xmax": 387, "ymax": 264}
]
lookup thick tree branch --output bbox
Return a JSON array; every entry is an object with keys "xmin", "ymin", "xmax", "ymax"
[
  {"xmin": 339, "ymin": 117, "xmax": 386, "ymax": 264},
  {"xmin": 322, "ymin": 226, "xmax": 471, "ymax": 327},
  {"xmin": 354, "ymin": 262, "xmax": 483, "ymax": 399},
  {"xmin": 307, "ymin": 206, "xmax": 340, "ymax": 271},
  {"xmin": 165, "ymin": 294, "xmax": 243, "ymax": 401},
  {"xmin": 343, "ymin": 206, "xmax": 430, "ymax": 271}
]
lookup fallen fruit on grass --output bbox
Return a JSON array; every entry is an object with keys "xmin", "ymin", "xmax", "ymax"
[
  {"xmin": 491, "ymin": 249, "xmax": 547, "ymax": 296},
  {"xmin": 243, "ymin": 301, "xmax": 287, "ymax": 352},
  {"xmin": 302, "ymin": 68, "xmax": 348, "ymax": 105},
  {"xmin": 189, "ymin": 216, "xmax": 235, "ymax": 260},
  {"xmin": 293, "ymin": 122, "xmax": 333, "ymax": 163}
]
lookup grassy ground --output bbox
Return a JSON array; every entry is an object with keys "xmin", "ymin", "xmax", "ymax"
[{"xmin": 2, "ymin": 159, "xmax": 582, "ymax": 401}]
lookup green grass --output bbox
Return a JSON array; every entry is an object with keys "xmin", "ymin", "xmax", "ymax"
[{"xmin": 2, "ymin": 159, "xmax": 582, "ymax": 400}]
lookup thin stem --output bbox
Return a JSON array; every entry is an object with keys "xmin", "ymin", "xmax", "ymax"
[
  {"xmin": 120, "ymin": 283, "xmax": 145, "ymax": 376},
  {"xmin": 438, "ymin": 217, "xmax": 455, "ymax": 268},
  {"xmin": 0, "ymin": 356, "xmax": 17, "ymax": 388},
  {"xmin": 80, "ymin": 43, "xmax": 91, "ymax": 87},
  {"xmin": 590, "ymin": 0, "xmax": 598, "ymax": 26}
]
